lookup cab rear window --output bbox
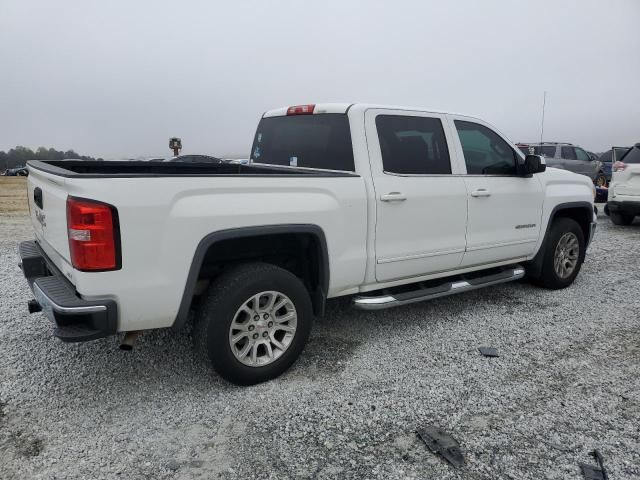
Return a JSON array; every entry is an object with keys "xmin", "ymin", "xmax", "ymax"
[{"xmin": 250, "ymin": 114, "xmax": 355, "ymax": 171}]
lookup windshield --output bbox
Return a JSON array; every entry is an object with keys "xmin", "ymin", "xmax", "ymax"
[{"xmin": 250, "ymin": 114, "xmax": 355, "ymax": 171}]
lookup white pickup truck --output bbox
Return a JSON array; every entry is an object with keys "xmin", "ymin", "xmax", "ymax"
[{"xmin": 19, "ymin": 103, "xmax": 597, "ymax": 385}]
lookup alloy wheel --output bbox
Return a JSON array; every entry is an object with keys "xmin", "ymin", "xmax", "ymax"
[
  {"xmin": 228, "ymin": 291, "xmax": 298, "ymax": 367},
  {"xmin": 553, "ymin": 232, "xmax": 579, "ymax": 279}
]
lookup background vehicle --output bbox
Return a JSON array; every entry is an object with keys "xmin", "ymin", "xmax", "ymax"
[
  {"xmin": 598, "ymin": 147, "xmax": 630, "ymax": 186},
  {"xmin": 516, "ymin": 142, "xmax": 605, "ymax": 185},
  {"xmin": 3, "ymin": 166, "xmax": 28, "ymax": 176},
  {"xmin": 606, "ymin": 143, "xmax": 640, "ymax": 225},
  {"xmin": 19, "ymin": 103, "xmax": 596, "ymax": 385}
]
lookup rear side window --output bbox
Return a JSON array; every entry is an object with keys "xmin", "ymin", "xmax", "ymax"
[
  {"xmin": 375, "ymin": 115, "xmax": 451, "ymax": 174},
  {"xmin": 250, "ymin": 114, "xmax": 355, "ymax": 171},
  {"xmin": 621, "ymin": 146, "xmax": 640, "ymax": 164},
  {"xmin": 561, "ymin": 147, "xmax": 577, "ymax": 160},
  {"xmin": 540, "ymin": 146, "xmax": 556, "ymax": 157},
  {"xmin": 575, "ymin": 148, "xmax": 590, "ymax": 161},
  {"xmin": 519, "ymin": 145, "xmax": 556, "ymax": 157},
  {"xmin": 454, "ymin": 120, "xmax": 518, "ymax": 175}
]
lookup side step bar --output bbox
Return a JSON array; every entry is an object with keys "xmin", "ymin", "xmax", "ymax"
[{"xmin": 352, "ymin": 265, "xmax": 525, "ymax": 311}]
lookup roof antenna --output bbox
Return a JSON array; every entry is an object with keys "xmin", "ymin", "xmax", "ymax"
[{"xmin": 539, "ymin": 91, "xmax": 547, "ymax": 144}]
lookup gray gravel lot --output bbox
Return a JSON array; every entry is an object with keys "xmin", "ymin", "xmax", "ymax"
[{"xmin": 1, "ymin": 209, "xmax": 639, "ymax": 480}]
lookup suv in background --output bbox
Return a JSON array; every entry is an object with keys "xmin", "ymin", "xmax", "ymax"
[
  {"xmin": 598, "ymin": 147, "xmax": 631, "ymax": 186},
  {"xmin": 606, "ymin": 143, "xmax": 640, "ymax": 225},
  {"xmin": 517, "ymin": 142, "xmax": 605, "ymax": 186}
]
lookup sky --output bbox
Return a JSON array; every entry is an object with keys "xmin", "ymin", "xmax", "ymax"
[{"xmin": 1, "ymin": 0, "xmax": 638, "ymax": 158}]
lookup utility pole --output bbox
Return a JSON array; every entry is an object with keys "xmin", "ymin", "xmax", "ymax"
[{"xmin": 539, "ymin": 91, "xmax": 547, "ymax": 144}]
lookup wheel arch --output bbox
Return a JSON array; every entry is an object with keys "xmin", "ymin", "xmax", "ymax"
[
  {"xmin": 526, "ymin": 201, "xmax": 594, "ymax": 277},
  {"xmin": 172, "ymin": 224, "xmax": 330, "ymax": 330}
]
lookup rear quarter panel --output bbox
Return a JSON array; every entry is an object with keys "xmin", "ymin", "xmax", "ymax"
[{"xmin": 65, "ymin": 175, "xmax": 368, "ymax": 331}]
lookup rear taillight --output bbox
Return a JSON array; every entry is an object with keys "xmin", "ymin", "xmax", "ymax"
[
  {"xmin": 613, "ymin": 161, "xmax": 627, "ymax": 172},
  {"xmin": 286, "ymin": 104, "xmax": 315, "ymax": 115},
  {"xmin": 66, "ymin": 197, "xmax": 120, "ymax": 271}
]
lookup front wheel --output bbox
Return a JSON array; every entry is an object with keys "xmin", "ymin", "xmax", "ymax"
[
  {"xmin": 530, "ymin": 218, "xmax": 585, "ymax": 289},
  {"xmin": 194, "ymin": 262, "xmax": 313, "ymax": 385}
]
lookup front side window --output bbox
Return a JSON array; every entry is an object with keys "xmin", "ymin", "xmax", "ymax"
[
  {"xmin": 250, "ymin": 114, "xmax": 355, "ymax": 171},
  {"xmin": 561, "ymin": 147, "xmax": 577, "ymax": 160},
  {"xmin": 375, "ymin": 115, "xmax": 451, "ymax": 174},
  {"xmin": 575, "ymin": 148, "xmax": 590, "ymax": 161},
  {"xmin": 454, "ymin": 120, "xmax": 517, "ymax": 175}
]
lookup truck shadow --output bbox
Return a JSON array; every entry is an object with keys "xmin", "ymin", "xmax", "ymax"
[{"xmin": 24, "ymin": 279, "xmax": 551, "ymax": 400}]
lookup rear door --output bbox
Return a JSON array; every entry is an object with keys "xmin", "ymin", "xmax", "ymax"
[
  {"xmin": 365, "ymin": 109, "xmax": 468, "ymax": 282},
  {"xmin": 449, "ymin": 117, "xmax": 544, "ymax": 267},
  {"xmin": 559, "ymin": 146, "xmax": 582, "ymax": 174},
  {"xmin": 574, "ymin": 146, "xmax": 594, "ymax": 177}
]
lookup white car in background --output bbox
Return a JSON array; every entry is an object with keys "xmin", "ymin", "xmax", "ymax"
[{"xmin": 606, "ymin": 143, "xmax": 640, "ymax": 225}]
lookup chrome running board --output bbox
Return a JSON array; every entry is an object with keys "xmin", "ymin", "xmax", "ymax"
[{"xmin": 352, "ymin": 265, "xmax": 525, "ymax": 311}]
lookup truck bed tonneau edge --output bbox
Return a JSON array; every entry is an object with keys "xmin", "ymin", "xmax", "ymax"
[{"xmin": 27, "ymin": 160, "xmax": 359, "ymax": 178}]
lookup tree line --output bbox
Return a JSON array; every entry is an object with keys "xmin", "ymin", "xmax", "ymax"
[{"xmin": 0, "ymin": 146, "xmax": 102, "ymax": 171}]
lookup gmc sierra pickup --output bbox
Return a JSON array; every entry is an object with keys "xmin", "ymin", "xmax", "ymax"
[{"xmin": 19, "ymin": 103, "xmax": 597, "ymax": 385}]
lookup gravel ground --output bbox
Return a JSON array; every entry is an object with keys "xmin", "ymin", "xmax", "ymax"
[{"xmin": 1, "ymin": 209, "xmax": 639, "ymax": 480}]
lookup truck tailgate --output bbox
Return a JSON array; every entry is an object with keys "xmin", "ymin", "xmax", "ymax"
[{"xmin": 27, "ymin": 167, "xmax": 73, "ymax": 275}]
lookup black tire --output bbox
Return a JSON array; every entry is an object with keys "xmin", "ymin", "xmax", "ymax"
[
  {"xmin": 610, "ymin": 212, "xmax": 634, "ymax": 226},
  {"xmin": 594, "ymin": 172, "xmax": 607, "ymax": 187},
  {"xmin": 194, "ymin": 262, "xmax": 313, "ymax": 385},
  {"xmin": 530, "ymin": 217, "xmax": 585, "ymax": 289}
]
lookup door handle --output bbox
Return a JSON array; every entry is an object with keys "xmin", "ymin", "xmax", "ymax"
[
  {"xmin": 380, "ymin": 192, "xmax": 407, "ymax": 202},
  {"xmin": 470, "ymin": 189, "xmax": 491, "ymax": 198}
]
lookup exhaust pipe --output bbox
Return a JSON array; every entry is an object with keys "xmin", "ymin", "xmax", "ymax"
[
  {"xmin": 28, "ymin": 299, "xmax": 42, "ymax": 313},
  {"xmin": 119, "ymin": 331, "xmax": 141, "ymax": 351}
]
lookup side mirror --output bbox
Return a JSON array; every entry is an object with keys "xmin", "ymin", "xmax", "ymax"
[{"xmin": 523, "ymin": 154, "xmax": 546, "ymax": 175}]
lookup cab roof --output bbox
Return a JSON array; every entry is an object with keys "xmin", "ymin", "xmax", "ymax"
[{"xmin": 262, "ymin": 103, "xmax": 475, "ymax": 119}]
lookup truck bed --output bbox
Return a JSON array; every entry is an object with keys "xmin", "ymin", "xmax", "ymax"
[{"xmin": 27, "ymin": 160, "xmax": 358, "ymax": 178}]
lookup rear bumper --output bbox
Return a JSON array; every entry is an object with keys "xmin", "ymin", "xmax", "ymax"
[
  {"xmin": 18, "ymin": 240, "xmax": 118, "ymax": 342},
  {"xmin": 607, "ymin": 200, "xmax": 640, "ymax": 217}
]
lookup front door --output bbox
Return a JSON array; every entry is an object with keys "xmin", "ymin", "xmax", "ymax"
[
  {"xmin": 449, "ymin": 117, "xmax": 544, "ymax": 267},
  {"xmin": 365, "ymin": 110, "xmax": 468, "ymax": 282}
]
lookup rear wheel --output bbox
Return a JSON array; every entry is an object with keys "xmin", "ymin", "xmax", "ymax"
[
  {"xmin": 530, "ymin": 218, "xmax": 585, "ymax": 289},
  {"xmin": 594, "ymin": 172, "xmax": 607, "ymax": 187},
  {"xmin": 194, "ymin": 262, "xmax": 313, "ymax": 385},
  {"xmin": 610, "ymin": 212, "xmax": 634, "ymax": 226}
]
